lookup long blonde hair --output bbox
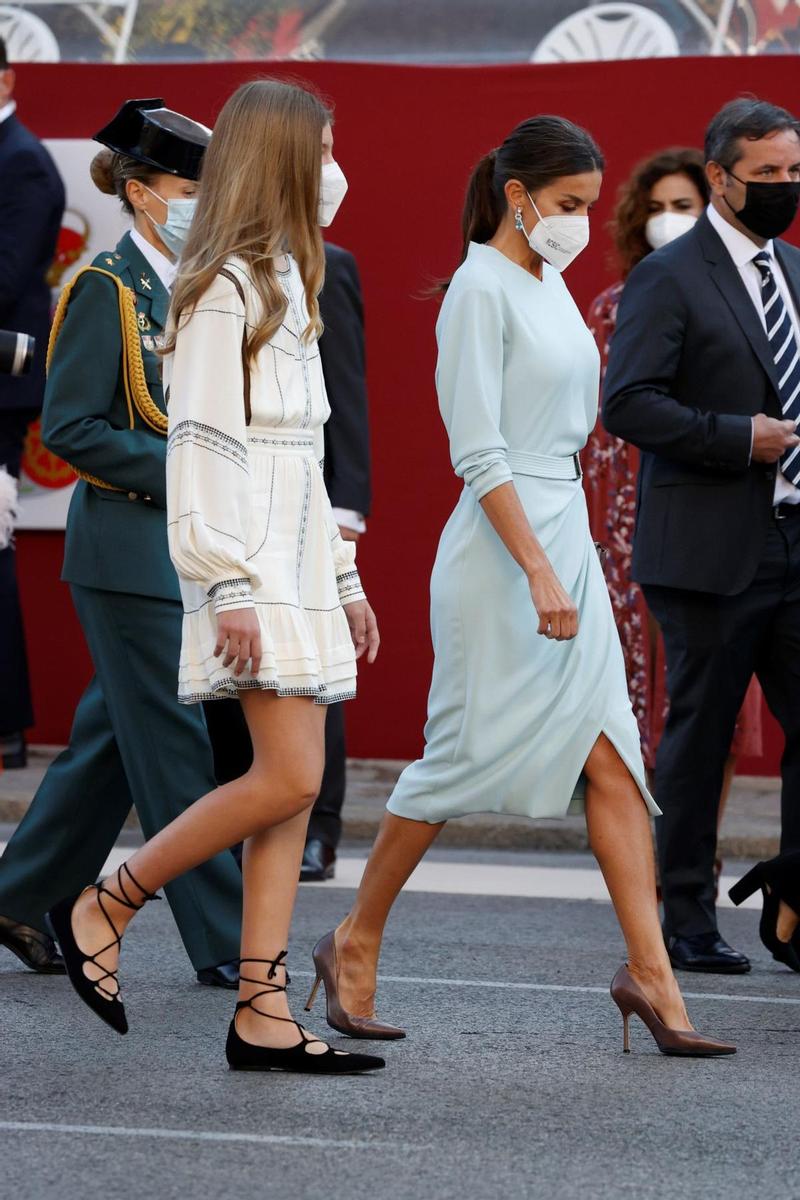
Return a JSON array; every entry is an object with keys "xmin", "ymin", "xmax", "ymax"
[{"xmin": 170, "ymin": 78, "xmax": 331, "ymax": 359}]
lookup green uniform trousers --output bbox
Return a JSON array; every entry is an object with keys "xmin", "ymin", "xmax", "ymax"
[{"xmin": 0, "ymin": 584, "xmax": 242, "ymax": 970}]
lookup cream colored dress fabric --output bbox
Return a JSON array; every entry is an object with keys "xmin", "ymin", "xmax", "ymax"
[{"xmin": 165, "ymin": 256, "xmax": 365, "ymax": 704}]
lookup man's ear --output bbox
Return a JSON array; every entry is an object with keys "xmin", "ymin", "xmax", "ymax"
[
  {"xmin": 706, "ymin": 161, "xmax": 727, "ymax": 197},
  {"xmin": 0, "ymin": 68, "xmax": 15, "ymax": 104}
]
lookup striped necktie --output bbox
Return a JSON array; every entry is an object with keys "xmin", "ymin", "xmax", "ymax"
[{"xmin": 754, "ymin": 252, "xmax": 800, "ymax": 484}]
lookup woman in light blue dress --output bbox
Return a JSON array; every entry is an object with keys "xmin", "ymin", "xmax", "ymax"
[{"xmin": 308, "ymin": 117, "xmax": 735, "ymax": 1057}]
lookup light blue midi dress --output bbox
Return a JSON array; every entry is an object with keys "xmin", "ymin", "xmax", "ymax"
[{"xmin": 387, "ymin": 243, "xmax": 658, "ymax": 823}]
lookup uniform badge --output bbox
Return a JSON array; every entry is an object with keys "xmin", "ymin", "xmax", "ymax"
[
  {"xmin": 104, "ymin": 256, "xmax": 115, "ymax": 266},
  {"xmin": 137, "ymin": 312, "xmax": 151, "ymax": 332},
  {"xmin": 139, "ymin": 273, "xmax": 152, "ymax": 292}
]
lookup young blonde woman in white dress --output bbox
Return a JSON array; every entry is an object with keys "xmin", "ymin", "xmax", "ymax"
[{"xmin": 48, "ymin": 80, "xmax": 385, "ymax": 1076}]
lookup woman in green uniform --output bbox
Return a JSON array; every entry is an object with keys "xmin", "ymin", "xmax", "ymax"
[{"xmin": 0, "ymin": 100, "xmax": 242, "ymax": 985}]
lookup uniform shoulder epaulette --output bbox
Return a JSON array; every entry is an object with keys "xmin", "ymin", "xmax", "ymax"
[
  {"xmin": 46, "ymin": 251, "xmax": 168, "ymax": 494},
  {"xmin": 90, "ymin": 249, "xmax": 129, "ymax": 277}
]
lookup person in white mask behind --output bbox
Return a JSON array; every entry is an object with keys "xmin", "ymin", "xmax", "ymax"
[
  {"xmin": 585, "ymin": 148, "xmax": 762, "ymax": 882},
  {"xmin": 304, "ymin": 117, "xmax": 735, "ymax": 1060}
]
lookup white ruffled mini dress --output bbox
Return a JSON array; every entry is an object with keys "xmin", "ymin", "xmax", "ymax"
[{"xmin": 164, "ymin": 255, "xmax": 365, "ymax": 705}]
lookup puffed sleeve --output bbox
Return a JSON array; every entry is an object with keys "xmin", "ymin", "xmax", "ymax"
[
  {"xmin": 166, "ymin": 271, "xmax": 262, "ymax": 614},
  {"xmin": 435, "ymin": 281, "xmax": 511, "ymax": 502},
  {"xmin": 313, "ymin": 422, "xmax": 367, "ymax": 606}
]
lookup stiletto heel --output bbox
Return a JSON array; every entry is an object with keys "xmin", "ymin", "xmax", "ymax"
[
  {"xmin": 621, "ymin": 1011, "xmax": 631, "ymax": 1054},
  {"xmin": 225, "ymin": 953, "xmax": 385, "ymax": 1075},
  {"xmin": 310, "ymin": 930, "xmax": 406, "ymax": 1040},
  {"xmin": 47, "ymin": 862, "xmax": 160, "ymax": 1035},
  {"xmin": 610, "ymin": 965, "xmax": 736, "ymax": 1058},
  {"xmin": 729, "ymin": 854, "xmax": 800, "ymax": 972},
  {"xmin": 304, "ymin": 974, "xmax": 322, "ymax": 1012}
]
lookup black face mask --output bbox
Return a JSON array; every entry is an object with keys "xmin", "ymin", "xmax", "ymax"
[{"xmin": 725, "ymin": 171, "xmax": 800, "ymax": 240}]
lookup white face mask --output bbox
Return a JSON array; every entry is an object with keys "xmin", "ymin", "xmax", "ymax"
[
  {"xmin": 142, "ymin": 184, "xmax": 197, "ymax": 257},
  {"xmin": 644, "ymin": 210, "xmax": 697, "ymax": 251},
  {"xmin": 523, "ymin": 193, "xmax": 590, "ymax": 272},
  {"xmin": 319, "ymin": 160, "xmax": 348, "ymax": 227}
]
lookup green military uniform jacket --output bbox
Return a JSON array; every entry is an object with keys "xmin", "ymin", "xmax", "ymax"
[{"xmin": 42, "ymin": 230, "xmax": 180, "ymax": 602}]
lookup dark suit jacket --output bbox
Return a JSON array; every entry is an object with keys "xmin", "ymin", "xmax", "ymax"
[
  {"xmin": 0, "ymin": 113, "xmax": 65, "ymax": 412},
  {"xmin": 602, "ymin": 210, "xmax": 798, "ymax": 596},
  {"xmin": 319, "ymin": 243, "xmax": 371, "ymax": 516}
]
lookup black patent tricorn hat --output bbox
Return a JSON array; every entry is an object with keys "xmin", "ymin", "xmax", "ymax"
[{"xmin": 93, "ymin": 98, "xmax": 211, "ymax": 181}]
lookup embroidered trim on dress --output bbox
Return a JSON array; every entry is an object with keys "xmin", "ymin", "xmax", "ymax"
[
  {"xmin": 179, "ymin": 678, "xmax": 357, "ymax": 706},
  {"xmin": 208, "ymin": 577, "xmax": 253, "ymax": 612},
  {"xmin": 168, "ymin": 420, "xmax": 249, "ymax": 473}
]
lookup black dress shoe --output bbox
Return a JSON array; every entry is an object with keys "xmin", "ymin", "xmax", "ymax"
[
  {"xmin": 0, "ymin": 733, "xmax": 26, "ymax": 770},
  {"xmin": 0, "ymin": 914, "xmax": 66, "ymax": 973},
  {"xmin": 197, "ymin": 959, "xmax": 239, "ymax": 989},
  {"xmin": 300, "ymin": 839, "xmax": 336, "ymax": 883},
  {"xmin": 667, "ymin": 932, "xmax": 751, "ymax": 974}
]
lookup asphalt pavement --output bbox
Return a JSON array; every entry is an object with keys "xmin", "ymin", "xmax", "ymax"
[{"xmin": 1, "ymin": 842, "xmax": 798, "ymax": 1200}]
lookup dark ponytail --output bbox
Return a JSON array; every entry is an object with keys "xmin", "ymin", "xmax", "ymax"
[
  {"xmin": 457, "ymin": 115, "xmax": 604, "ymax": 268},
  {"xmin": 462, "ymin": 149, "xmax": 500, "ymax": 250}
]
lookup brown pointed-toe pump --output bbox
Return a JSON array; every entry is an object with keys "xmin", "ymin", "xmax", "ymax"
[
  {"xmin": 305, "ymin": 930, "xmax": 406, "ymax": 1040},
  {"xmin": 610, "ymin": 965, "xmax": 736, "ymax": 1057}
]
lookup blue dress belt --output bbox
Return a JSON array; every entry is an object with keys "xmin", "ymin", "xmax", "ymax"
[{"xmin": 506, "ymin": 450, "xmax": 583, "ymax": 481}]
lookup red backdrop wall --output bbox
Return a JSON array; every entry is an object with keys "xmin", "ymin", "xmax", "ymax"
[{"xmin": 16, "ymin": 56, "xmax": 793, "ymax": 773}]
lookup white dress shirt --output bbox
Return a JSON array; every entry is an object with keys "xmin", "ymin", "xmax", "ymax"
[
  {"xmin": 707, "ymin": 203, "xmax": 800, "ymax": 505},
  {"xmin": 0, "ymin": 100, "xmax": 17, "ymax": 125},
  {"xmin": 130, "ymin": 227, "xmax": 178, "ymax": 293}
]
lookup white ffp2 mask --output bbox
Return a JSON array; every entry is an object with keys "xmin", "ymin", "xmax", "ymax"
[
  {"xmin": 524, "ymin": 193, "xmax": 590, "ymax": 273},
  {"xmin": 319, "ymin": 161, "xmax": 348, "ymax": 227},
  {"xmin": 645, "ymin": 211, "xmax": 697, "ymax": 251}
]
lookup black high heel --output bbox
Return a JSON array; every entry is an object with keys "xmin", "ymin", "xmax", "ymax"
[
  {"xmin": 729, "ymin": 853, "xmax": 800, "ymax": 973},
  {"xmin": 47, "ymin": 862, "xmax": 161, "ymax": 1035},
  {"xmin": 226, "ymin": 953, "xmax": 386, "ymax": 1074}
]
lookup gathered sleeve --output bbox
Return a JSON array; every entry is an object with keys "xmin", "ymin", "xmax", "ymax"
[
  {"xmin": 314, "ymin": 422, "xmax": 367, "ymax": 606},
  {"xmin": 166, "ymin": 271, "xmax": 261, "ymax": 614},
  {"xmin": 435, "ymin": 282, "xmax": 511, "ymax": 502}
]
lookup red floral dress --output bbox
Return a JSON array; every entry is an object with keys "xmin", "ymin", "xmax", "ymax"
[{"xmin": 585, "ymin": 282, "xmax": 763, "ymax": 769}]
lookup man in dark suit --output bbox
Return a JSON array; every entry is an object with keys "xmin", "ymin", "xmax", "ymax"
[
  {"xmin": 203, "ymin": 241, "xmax": 371, "ymax": 882},
  {"xmin": 603, "ymin": 97, "xmax": 800, "ymax": 974},
  {"xmin": 0, "ymin": 38, "xmax": 65, "ymax": 769}
]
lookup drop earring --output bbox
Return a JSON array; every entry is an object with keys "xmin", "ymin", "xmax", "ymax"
[{"xmin": 514, "ymin": 206, "xmax": 524, "ymax": 232}]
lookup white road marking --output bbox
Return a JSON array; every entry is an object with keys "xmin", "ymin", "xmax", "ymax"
[
  {"xmin": 301, "ymin": 856, "xmax": 760, "ymax": 911},
  {"xmin": 295, "ymin": 971, "xmax": 798, "ymax": 1007},
  {"xmin": 0, "ymin": 845, "xmax": 760, "ymax": 909},
  {"xmin": 0, "ymin": 1120, "xmax": 414, "ymax": 1151}
]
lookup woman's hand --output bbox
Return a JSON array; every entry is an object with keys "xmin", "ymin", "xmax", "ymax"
[
  {"xmin": 214, "ymin": 608, "xmax": 262, "ymax": 677},
  {"xmin": 529, "ymin": 567, "xmax": 578, "ymax": 641},
  {"xmin": 344, "ymin": 599, "xmax": 380, "ymax": 662}
]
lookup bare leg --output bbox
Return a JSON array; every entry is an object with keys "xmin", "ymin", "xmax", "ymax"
[
  {"xmin": 776, "ymin": 897, "xmax": 800, "ymax": 944},
  {"xmin": 585, "ymin": 734, "xmax": 692, "ymax": 1031},
  {"xmin": 334, "ymin": 812, "xmax": 444, "ymax": 1017},
  {"xmin": 236, "ymin": 807, "xmax": 320, "ymax": 1050},
  {"xmin": 68, "ymin": 692, "xmax": 326, "ymax": 1014}
]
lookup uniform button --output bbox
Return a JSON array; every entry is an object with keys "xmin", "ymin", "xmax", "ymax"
[{"xmin": 128, "ymin": 491, "xmax": 138, "ymax": 501}]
